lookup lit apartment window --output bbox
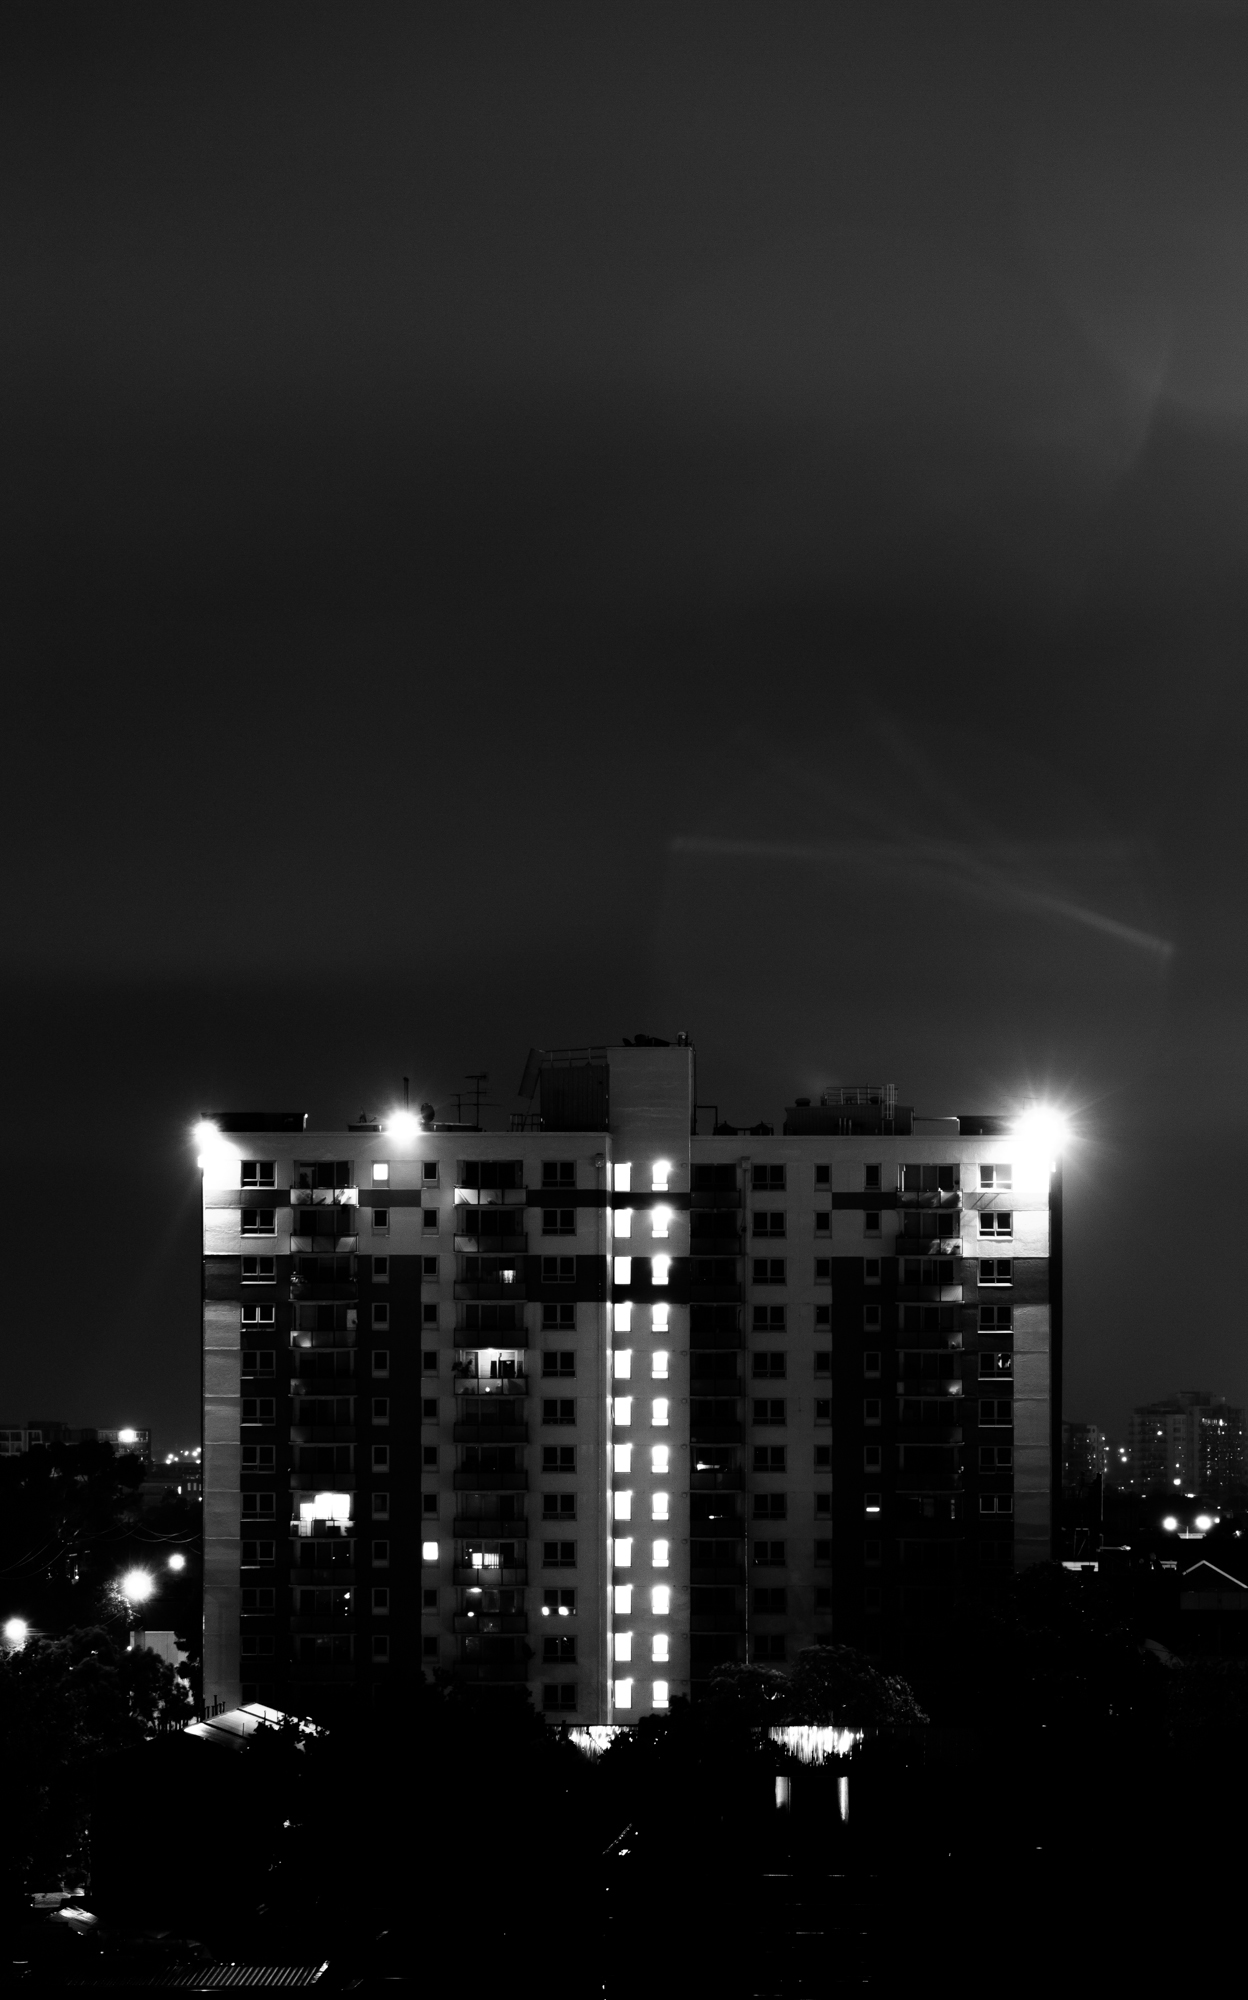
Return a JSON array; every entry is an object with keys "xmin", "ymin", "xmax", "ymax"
[{"xmin": 373, "ymin": 1162, "xmax": 390, "ymax": 1184}]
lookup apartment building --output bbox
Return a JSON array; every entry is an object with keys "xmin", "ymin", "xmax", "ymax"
[
  {"xmin": 200, "ymin": 1044, "xmax": 1061, "ymax": 1720},
  {"xmin": 1127, "ymin": 1391, "xmax": 1246, "ymax": 1499}
]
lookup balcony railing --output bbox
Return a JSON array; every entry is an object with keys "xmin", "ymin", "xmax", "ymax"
[
  {"xmin": 290, "ymin": 1187, "xmax": 359, "ymax": 1207},
  {"xmin": 453, "ymin": 1376, "xmax": 528, "ymax": 1397},
  {"xmin": 291, "ymin": 1233, "xmax": 358, "ymax": 1255},
  {"xmin": 453, "ymin": 1563, "xmax": 528, "ymax": 1586},
  {"xmin": 453, "ymin": 1613, "xmax": 529, "ymax": 1635},
  {"xmin": 453, "ymin": 1470, "xmax": 529, "ymax": 1492}
]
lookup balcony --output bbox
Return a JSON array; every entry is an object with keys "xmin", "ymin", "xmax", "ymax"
[
  {"xmin": 690, "ymin": 1613, "xmax": 747, "ymax": 1634},
  {"xmin": 453, "ymin": 1613, "xmax": 529, "ymax": 1635},
  {"xmin": 453, "ymin": 1470, "xmax": 528, "ymax": 1492},
  {"xmin": 290, "ymin": 1277, "xmax": 358, "ymax": 1302},
  {"xmin": 690, "ymin": 1377, "xmax": 742, "ymax": 1399},
  {"xmin": 453, "ymin": 1375, "xmax": 528, "ymax": 1397},
  {"xmin": 291, "ymin": 1233, "xmax": 358, "ymax": 1255},
  {"xmin": 454, "ymin": 1281, "xmax": 528, "ymax": 1301},
  {"xmin": 290, "ymin": 1426, "xmax": 356, "ymax": 1444},
  {"xmin": 290, "ymin": 1187, "xmax": 359, "ymax": 1207},
  {"xmin": 452, "ymin": 1515, "xmax": 528, "ymax": 1536},
  {"xmin": 688, "ymin": 1513, "xmax": 743, "ymax": 1537},
  {"xmin": 690, "ymin": 1470, "xmax": 744, "ymax": 1491},
  {"xmin": 453, "ymin": 1422, "xmax": 529, "ymax": 1447},
  {"xmin": 690, "ymin": 1190, "xmax": 743, "ymax": 1210},
  {"xmin": 896, "ymin": 1426, "xmax": 964, "ymax": 1445},
  {"xmin": 691, "ymin": 1563, "xmax": 746, "ymax": 1585},
  {"xmin": 455, "ymin": 1233, "xmax": 528, "ymax": 1255},
  {"xmin": 689, "ymin": 1421, "xmax": 744, "ymax": 1443},
  {"xmin": 896, "ymin": 1235, "xmax": 962, "ymax": 1258},
  {"xmin": 453, "ymin": 1564, "xmax": 528, "ymax": 1586},
  {"xmin": 896, "ymin": 1284, "xmax": 963, "ymax": 1304},
  {"xmin": 451, "ymin": 1662, "xmax": 531, "ymax": 1683}
]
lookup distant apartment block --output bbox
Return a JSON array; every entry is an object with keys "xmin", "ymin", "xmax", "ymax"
[
  {"xmin": 1128, "ymin": 1391, "xmax": 1246, "ymax": 1498},
  {"xmin": 199, "ymin": 1046, "xmax": 1062, "ymax": 1721}
]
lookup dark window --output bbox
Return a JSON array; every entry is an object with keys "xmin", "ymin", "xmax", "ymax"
[
  {"xmin": 752, "ymin": 1352, "xmax": 786, "ymax": 1379},
  {"xmin": 752, "ymin": 1305, "xmax": 786, "ymax": 1332},
  {"xmin": 542, "ymin": 1302, "xmax": 576, "ymax": 1329},
  {"xmin": 901, "ymin": 1164, "xmax": 959, "ymax": 1192},
  {"xmin": 542, "ymin": 1400, "xmax": 576, "ymax": 1425},
  {"xmin": 542, "ymin": 1682, "xmax": 578, "ymax": 1710},
  {"xmin": 753, "ymin": 1259, "xmax": 786, "ymax": 1284},
  {"xmin": 814, "ymin": 1493, "xmax": 832, "ymax": 1516},
  {"xmin": 814, "ymin": 1352, "xmax": 831, "ymax": 1375},
  {"xmin": 458, "ymin": 1160, "xmax": 524, "ymax": 1189},
  {"xmin": 814, "ymin": 1540, "xmax": 833, "ymax": 1564},
  {"xmin": 864, "ymin": 1351, "xmax": 881, "ymax": 1376},
  {"xmin": 418, "ymin": 1349, "xmax": 436, "ymax": 1372},
  {"xmin": 692, "ymin": 1165, "xmax": 738, "ymax": 1192},
  {"xmin": 542, "ymin": 1540, "xmax": 577, "ymax": 1567},
  {"xmin": 751, "ymin": 1165, "xmax": 786, "ymax": 1190},
  {"xmin": 422, "ymin": 1256, "xmax": 439, "ymax": 1278},
  {"xmin": 863, "ymin": 1305, "xmax": 881, "ymax": 1331},
  {"xmin": 422, "ymin": 1399, "xmax": 438, "ymax": 1419},
  {"xmin": 752, "ymin": 1493, "xmax": 787, "ymax": 1519},
  {"xmin": 241, "ymin": 1399, "xmax": 275, "ymax": 1422},
  {"xmin": 979, "ymin": 1398, "xmax": 1013, "ymax": 1424},
  {"xmin": 541, "ymin": 1352, "xmax": 575, "ymax": 1378},
  {"xmin": 373, "ymin": 1257, "xmax": 390, "ymax": 1281},
  {"xmin": 814, "ymin": 1211, "xmax": 830, "ymax": 1233},
  {"xmin": 814, "ymin": 1445, "xmax": 832, "ymax": 1469},
  {"xmin": 541, "ymin": 1257, "xmax": 576, "ymax": 1284},
  {"xmin": 372, "ymin": 1208, "xmax": 390, "ymax": 1232},
  {"xmin": 864, "ymin": 1211, "xmax": 881, "ymax": 1235},
  {"xmin": 422, "ymin": 1210, "xmax": 438, "ymax": 1232},
  {"xmin": 542, "ymin": 1161, "xmax": 576, "ymax": 1187},
  {"xmin": 543, "ymin": 1587, "xmax": 577, "ymax": 1613},
  {"xmin": 542, "ymin": 1493, "xmax": 577, "ymax": 1518},
  {"xmin": 752, "ymin": 1399, "xmax": 786, "ymax": 1426},
  {"xmin": 753, "ymin": 1540, "xmax": 786, "ymax": 1566},
  {"xmin": 979, "ymin": 1495, "xmax": 1013, "ymax": 1514},
  {"xmin": 815, "ymin": 1587, "xmax": 833, "ymax": 1610},
  {"xmin": 241, "ymin": 1587, "xmax": 275, "ymax": 1611},
  {"xmin": 980, "ymin": 1211, "xmax": 1013, "ymax": 1237},
  {"xmin": 242, "ymin": 1540, "xmax": 275, "ymax": 1565},
  {"xmin": 979, "ymin": 1259, "xmax": 1013, "ymax": 1286},
  {"xmin": 754, "ymin": 1587, "xmax": 786, "ymax": 1613},
  {"xmin": 543, "ymin": 1209, "xmax": 576, "ymax": 1235},
  {"xmin": 979, "ymin": 1351, "xmax": 1013, "ymax": 1378},
  {"xmin": 814, "ymin": 1400, "xmax": 832, "ymax": 1424},
  {"xmin": 815, "ymin": 1305, "xmax": 832, "ymax": 1328},
  {"xmin": 863, "ymin": 1399, "xmax": 881, "ymax": 1424},
  {"xmin": 980, "ymin": 1445, "xmax": 1014, "ymax": 1470},
  {"xmin": 815, "ymin": 1166, "xmax": 830, "ymax": 1187},
  {"xmin": 755, "ymin": 1634, "xmax": 786, "ymax": 1661},
  {"xmin": 863, "ymin": 1446, "xmax": 882, "ymax": 1471},
  {"xmin": 753, "ymin": 1446, "xmax": 786, "ymax": 1471},
  {"xmin": 864, "ymin": 1258, "xmax": 881, "ymax": 1282},
  {"xmin": 241, "ymin": 1445, "xmax": 274, "ymax": 1468},
  {"xmin": 980, "ymin": 1164, "xmax": 1012, "ymax": 1190},
  {"xmin": 542, "ymin": 1635, "xmax": 577, "ymax": 1663},
  {"xmin": 241, "ymin": 1161, "xmax": 276, "ymax": 1187},
  {"xmin": 422, "ymin": 1304, "xmax": 438, "ymax": 1325},
  {"xmin": 241, "ymin": 1210, "xmax": 276, "ymax": 1236},
  {"xmin": 814, "ymin": 1259, "xmax": 832, "ymax": 1281},
  {"xmin": 294, "ymin": 1160, "xmax": 352, "ymax": 1189},
  {"xmin": 864, "ymin": 1165, "xmax": 882, "ymax": 1191},
  {"xmin": 241, "ymin": 1351, "xmax": 274, "ymax": 1376},
  {"xmin": 542, "ymin": 1445, "xmax": 576, "ymax": 1472},
  {"xmin": 752, "ymin": 1210, "xmax": 786, "ymax": 1237},
  {"xmin": 422, "ymin": 1161, "xmax": 439, "ymax": 1182}
]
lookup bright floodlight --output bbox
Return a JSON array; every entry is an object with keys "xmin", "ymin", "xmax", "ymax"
[
  {"xmin": 1012, "ymin": 1106, "xmax": 1070, "ymax": 1153},
  {"xmin": 3, "ymin": 1617, "xmax": 28, "ymax": 1647},
  {"xmin": 1195, "ymin": 1514, "xmax": 1214, "ymax": 1532},
  {"xmin": 192, "ymin": 1120, "xmax": 219, "ymax": 1146},
  {"xmin": 1162, "ymin": 1516, "xmax": 1178, "ymax": 1532},
  {"xmin": 385, "ymin": 1109, "xmax": 421, "ymax": 1140},
  {"xmin": 167, "ymin": 1553, "xmax": 187, "ymax": 1572},
  {"xmin": 117, "ymin": 1428, "xmax": 138, "ymax": 1446},
  {"xmin": 119, "ymin": 1569, "xmax": 155, "ymax": 1605}
]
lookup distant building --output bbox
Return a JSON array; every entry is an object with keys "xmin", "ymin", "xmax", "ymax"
[
  {"xmin": 1127, "ymin": 1391, "xmax": 1245, "ymax": 1498},
  {"xmin": 1062, "ymin": 1420, "xmax": 1105, "ymax": 1488},
  {"xmin": 0, "ymin": 1421, "xmax": 152, "ymax": 1462},
  {"xmin": 199, "ymin": 1049, "xmax": 1062, "ymax": 1722}
]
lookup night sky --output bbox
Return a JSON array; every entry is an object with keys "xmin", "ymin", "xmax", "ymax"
[{"xmin": 5, "ymin": 3, "xmax": 1248, "ymax": 1450}]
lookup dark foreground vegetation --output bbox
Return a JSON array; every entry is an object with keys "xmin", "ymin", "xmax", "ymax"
[{"xmin": 5, "ymin": 1558, "xmax": 1248, "ymax": 1991}]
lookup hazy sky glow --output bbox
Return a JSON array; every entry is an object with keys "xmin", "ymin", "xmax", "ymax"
[{"xmin": 5, "ymin": 3, "xmax": 1248, "ymax": 1444}]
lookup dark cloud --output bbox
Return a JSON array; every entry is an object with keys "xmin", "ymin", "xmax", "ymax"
[{"xmin": 5, "ymin": 2, "xmax": 1248, "ymax": 1442}]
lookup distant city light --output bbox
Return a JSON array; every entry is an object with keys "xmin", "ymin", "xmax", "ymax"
[
  {"xmin": 1162, "ymin": 1516, "xmax": 1178, "ymax": 1532},
  {"xmin": 117, "ymin": 1428, "xmax": 138, "ymax": 1446},
  {"xmin": 119, "ymin": 1569, "xmax": 155, "ymax": 1605},
  {"xmin": 167, "ymin": 1553, "xmax": 187, "ymax": 1572},
  {"xmin": 1195, "ymin": 1514, "xmax": 1215, "ymax": 1532},
  {"xmin": 3, "ymin": 1617, "xmax": 28, "ymax": 1648}
]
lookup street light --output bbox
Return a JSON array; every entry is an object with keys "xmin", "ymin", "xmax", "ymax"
[
  {"xmin": 3, "ymin": 1617, "xmax": 28, "ymax": 1649},
  {"xmin": 385, "ymin": 1109, "xmax": 421, "ymax": 1140},
  {"xmin": 167, "ymin": 1553, "xmax": 187, "ymax": 1572},
  {"xmin": 119, "ymin": 1569, "xmax": 155, "ymax": 1605}
]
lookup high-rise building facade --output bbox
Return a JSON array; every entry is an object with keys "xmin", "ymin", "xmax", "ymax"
[{"xmin": 200, "ymin": 1046, "xmax": 1061, "ymax": 1719}]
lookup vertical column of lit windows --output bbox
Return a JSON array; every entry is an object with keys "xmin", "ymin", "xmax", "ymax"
[{"xmin": 610, "ymin": 1160, "xmax": 676, "ymax": 1711}]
